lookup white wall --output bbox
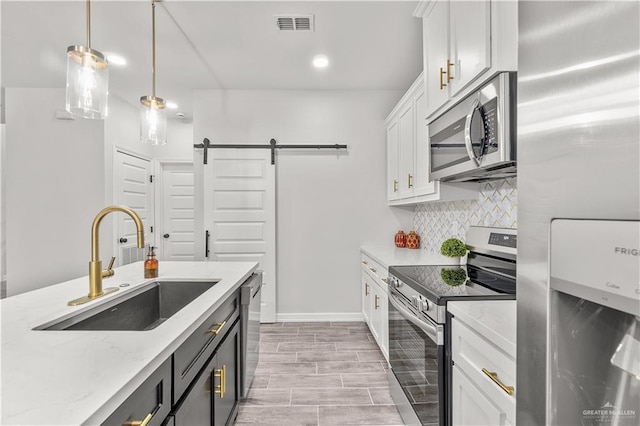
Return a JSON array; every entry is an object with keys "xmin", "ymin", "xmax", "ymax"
[
  {"xmin": 154, "ymin": 118, "xmax": 194, "ymax": 161},
  {"xmin": 5, "ymin": 88, "xmax": 105, "ymax": 296},
  {"xmin": 1, "ymin": 1, "xmax": 5, "ymax": 297},
  {"xmin": 0, "ymin": 124, "xmax": 5, "ymax": 298},
  {"xmin": 194, "ymin": 89, "xmax": 413, "ymax": 318}
]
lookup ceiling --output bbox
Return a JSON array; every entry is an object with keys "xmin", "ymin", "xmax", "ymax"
[{"xmin": 2, "ymin": 1, "xmax": 423, "ymax": 117}]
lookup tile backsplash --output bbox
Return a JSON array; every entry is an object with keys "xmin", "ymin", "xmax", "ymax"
[{"xmin": 414, "ymin": 178, "xmax": 517, "ymax": 253}]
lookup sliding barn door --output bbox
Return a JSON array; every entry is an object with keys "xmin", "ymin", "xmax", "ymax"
[{"xmin": 200, "ymin": 149, "xmax": 276, "ymax": 323}]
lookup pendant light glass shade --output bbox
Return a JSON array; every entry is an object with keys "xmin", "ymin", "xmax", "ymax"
[
  {"xmin": 66, "ymin": 46, "xmax": 109, "ymax": 119},
  {"xmin": 141, "ymin": 0, "xmax": 167, "ymax": 145},
  {"xmin": 140, "ymin": 96, "xmax": 167, "ymax": 145},
  {"xmin": 65, "ymin": 0, "xmax": 108, "ymax": 119}
]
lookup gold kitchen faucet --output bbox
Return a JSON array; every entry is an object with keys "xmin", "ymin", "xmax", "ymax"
[{"xmin": 68, "ymin": 206, "xmax": 145, "ymax": 306}]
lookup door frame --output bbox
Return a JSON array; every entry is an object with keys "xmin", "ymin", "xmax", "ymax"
[
  {"xmin": 112, "ymin": 146, "xmax": 154, "ymax": 265},
  {"xmin": 154, "ymin": 159, "xmax": 195, "ymax": 261}
]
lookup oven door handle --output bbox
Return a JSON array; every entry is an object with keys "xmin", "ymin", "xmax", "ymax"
[{"xmin": 389, "ymin": 292, "xmax": 443, "ymax": 345}]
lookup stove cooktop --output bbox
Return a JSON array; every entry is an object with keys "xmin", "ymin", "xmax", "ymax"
[{"xmin": 388, "ymin": 264, "xmax": 516, "ymax": 305}]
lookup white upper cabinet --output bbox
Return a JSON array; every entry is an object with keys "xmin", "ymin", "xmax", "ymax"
[
  {"xmin": 386, "ymin": 122, "xmax": 400, "ymax": 201},
  {"xmin": 423, "ymin": 0, "xmax": 450, "ymax": 114},
  {"xmin": 385, "ymin": 74, "xmax": 478, "ymax": 206},
  {"xmin": 412, "ymin": 90, "xmax": 435, "ymax": 197},
  {"xmin": 449, "ymin": 0, "xmax": 491, "ymax": 96},
  {"xmin": 416, "ymin": 0, "xmax": 517, "ymax": 120},
  {"xmin": 398, "ymin": 103, "xmax": 415, "ymax": 199}
]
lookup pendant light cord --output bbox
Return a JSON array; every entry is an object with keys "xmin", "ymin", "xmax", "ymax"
[
  {"xmin": 151, "ymin": 0, "xmax": 157, "ymax": 98},
  {"xmin": 86, "ymin": 0, "xmax": 91, "ymax": 48}
]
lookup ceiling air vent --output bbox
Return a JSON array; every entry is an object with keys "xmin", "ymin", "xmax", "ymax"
[{"xmin": 275, "ymin": 15, "xmax": 315, "ymax": 32}]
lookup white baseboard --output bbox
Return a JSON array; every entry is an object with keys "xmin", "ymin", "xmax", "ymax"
[{"xmin": 275, "ymin": 312, "xmax": 364, "ymax": 323}]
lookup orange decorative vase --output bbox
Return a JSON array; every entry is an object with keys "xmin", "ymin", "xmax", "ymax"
[
  {"xmin": 406, "ymin": 231, "xmax": 420, "ymax": 249},
  {"xmin": 395, "ymin": 231, "xmax": 406, "ymax": 248}
]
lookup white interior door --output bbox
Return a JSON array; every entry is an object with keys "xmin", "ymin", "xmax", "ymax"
[
  {"xmin": 159, "ymin": 162, "xmax": 195, "ymax": 261},
  {"xmin": 203, "ymin": 149, "xmax": 276, "ymax": 323},
  {"xmin": 114, "ymin": 150, "xmax": 154, "ymax": 266}
]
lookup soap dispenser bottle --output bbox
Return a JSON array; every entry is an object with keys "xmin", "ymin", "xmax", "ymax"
[{"xmin": 144, "ymin": 246, "xmax": 159, "ymax": 278}]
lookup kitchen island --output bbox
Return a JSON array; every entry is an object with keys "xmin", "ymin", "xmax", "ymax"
[{"xmin": 1, "ymin": 260, "xmax": 258, "ymax": 425}]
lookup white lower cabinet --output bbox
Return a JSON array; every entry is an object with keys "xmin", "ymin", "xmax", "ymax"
[
  {"xmin": 360, "ymin": 253, "xmax": 389, "ymax": 360},
  {"xmin": 361, "ymin": 275, "xmax": 372, "ymax": 324},
  {"xmin": 452, "ymin": 365, "xmax": 513, "ymax": 426},
  {"xmin": 451, "ymin": 314, "xmax": 516, "ymax": 426}
]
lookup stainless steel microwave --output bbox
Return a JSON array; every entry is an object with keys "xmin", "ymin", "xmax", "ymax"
[{"xmin": 429, "ymin": 72, "xmax": 517, "ymax": 182}]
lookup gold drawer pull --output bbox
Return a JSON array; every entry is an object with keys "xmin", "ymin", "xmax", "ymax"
[
  {"xmin": 393, "ymin": 180, "xmax": 398, "ymax": 193},
  {"xmin": 482, "ymin": 368, "xmax": 514, "ymax": 396},
  {"xmin": 375, "ymin": 294, "xmax": 380, "ymax": 310},
  {"xmin": 365, "ymin": 283, "xmax": 369, "ymax": 296},
  {"xmin": 362, "ymin": 260, "xmax": 368, "ymax": 265},
  {"xmin": 408, "ymin": 174, "xmax": 413, "ymax": 188},
  {"xmin": 381, "ymin": 278, "xmax": 388, "ymax": 284},
  {"xmin": 214, "ymin": 365, "xmax": 227, "ymax": 398},
  {"xmin": 369, "ymin": 267, "xmax": 377, "ymax": 273},
  {"xmin": 123, "ymin": 413, "xmax": 152, "ymax": 426},
  {"xmin": 208, "ymin": 320, "xmax": 226, "ymax": 335}
]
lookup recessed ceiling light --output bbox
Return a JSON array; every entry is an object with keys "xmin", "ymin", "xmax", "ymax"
[
  {"xmin": 166, "ymin": 102, "xmax": 178, "ymax": 109},
  {"xmin": 106, "ymin": 53, "xmax": 127, "ymax": 66},
  {"xmin": 312, "ymin": 55, "xmax": 329, "ymax": 69}
]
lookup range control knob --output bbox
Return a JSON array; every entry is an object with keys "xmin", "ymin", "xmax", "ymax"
[
  {"xmin": 411, "ymin": 296, "xmax": 419, "ymax": 308},
  {"xmin": 418, "ymin": 298, "xmax": 431, "ymax": 312},
  {"xmin": 393, "ymin": 278, "xmax": 402, "ymax": 288}
]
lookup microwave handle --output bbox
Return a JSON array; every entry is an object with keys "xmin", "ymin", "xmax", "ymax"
[{"xmin": 464, "ymin": 98, "xmax": 482, "ymax": 166}]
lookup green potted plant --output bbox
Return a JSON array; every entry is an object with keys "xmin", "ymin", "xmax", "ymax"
[{"xmin": 440, "ymin": 238, "xmax": 468, "ymax": 264}]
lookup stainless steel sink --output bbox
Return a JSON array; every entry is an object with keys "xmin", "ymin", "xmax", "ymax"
[{"xmin": 35, "ymin": 281, "xmax": 218, "ymax": 331}]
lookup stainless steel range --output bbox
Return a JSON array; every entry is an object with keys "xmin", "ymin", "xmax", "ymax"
[{"xmin": 387, "ymin": 226, "xmax": 517, "ymax": 426}]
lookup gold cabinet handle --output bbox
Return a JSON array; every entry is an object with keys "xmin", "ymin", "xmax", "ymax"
[
  {"xmin": 214, "ymin": 365, "xmax": 227, "ymax": 398},
  {"xmin": 369, "ymin": 267, "xmax": 377, "ymax": 273},
  {"xmin": 446, "ymin": 59, "xmax": 454, "ymax": 83},
  {"xmin": 482, "ymin": 368, "xmax": 514, "ymax": 396},
  {"xmin": 208, "ymin": 321, "xmax": 226, "ymax": 335},
  {"xmin": 393, "ymin": 179, "xmax": 398, "ymax": 193},
  {"xmin": 365, "ymin": 283, "xmax": 369, "ymax": 296},
  {"xmin": 381, "ymin": 278, "xmax": 388, "ymax": 284},
  {"xmin": 408, "ymin": 174, "xmax": 413, "ymax": 188},
  {"xmin": 375, "ymin": 294, "xmax": 380, "ymax": 310},
  {"xmin": 362, "ymin": 260, "xmax": 368, "ymax": 265},
  {"xmin": 123, "ymin": 413, "xmax": 153, "ymax": 426},
  {"xmin": 439, "ymin": 67, "xmax": 447, "ymax": 90}
]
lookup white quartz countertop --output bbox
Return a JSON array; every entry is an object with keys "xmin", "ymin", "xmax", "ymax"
[
  {"xmin": 447, "ymin": 300, "xmax": 517, "ymax": 357},
  {"xmin": 361, "ymin": 246, "xmax": 461, "ymax": 268},
  {"xmin": 0, "ymin": 260, "xmax": 258, "ymax": 425}
]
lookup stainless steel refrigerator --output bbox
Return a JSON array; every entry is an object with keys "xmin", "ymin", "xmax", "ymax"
[{"xmin": 517, "ymin": 1, "xmax": 640, "ymax": 425}]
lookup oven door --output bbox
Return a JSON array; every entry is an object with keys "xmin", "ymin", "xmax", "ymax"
[{"xmin": 388, "ymin": 287, "xmax": 445, "ymax": 426}]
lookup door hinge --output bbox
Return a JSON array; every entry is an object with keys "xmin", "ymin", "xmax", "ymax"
[
  {"xmin": 150, "ymin": 226, "xmax": 154, "ymax": 233},
  {"xmin": 150, "ymin": 175, "xmax": 155, "ymax": 183}
]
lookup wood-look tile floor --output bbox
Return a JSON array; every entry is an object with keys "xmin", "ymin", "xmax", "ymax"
[{"xmin": 234, "ymin": 321, "xmax": 404, "ymax": 426}]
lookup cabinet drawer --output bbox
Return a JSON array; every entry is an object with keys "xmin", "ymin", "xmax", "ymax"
[
  {"xmin": 103, "ymin": 358, "xmax": 171, "ymax": 426},
  {"xmin": 451, "ymin": 317, "xmax": 516, "ymax": 414},
  {"xmin": 361, "ymin": 254, "xmax": 388, "ymax": 282},
  {"xmin": 173, "ymin": 292, "xmax": 239, "ymax": 403}
]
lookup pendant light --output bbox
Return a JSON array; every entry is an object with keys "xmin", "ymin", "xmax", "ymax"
[
  {"xmin": 65, "ymin": 0, "xmax": 109, "ymax": 119},
  {"xmin": 140, "ymin": 0, "xmax": 167, "ymax": 145}
]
